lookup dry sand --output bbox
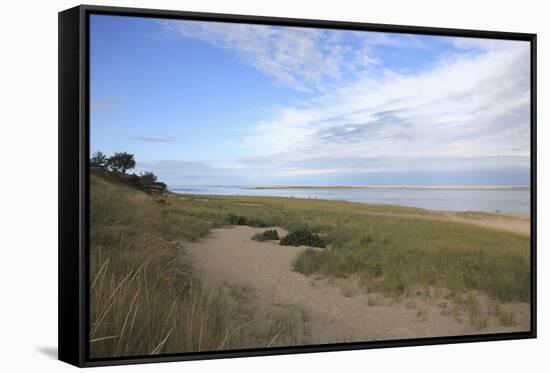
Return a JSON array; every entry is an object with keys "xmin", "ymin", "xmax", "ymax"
[
  {"xmin": 443, "ymin": 212, "xmax": 531, "ymax": 236},
  {"xmin": 181, "ymin": 226, "xmax": 529, "ymax": 346},
  {"xmin": 356, "ymin": 210, "xmax": 530, "ymax": 236}
]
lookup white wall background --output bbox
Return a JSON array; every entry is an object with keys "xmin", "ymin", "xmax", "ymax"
[{"xmin": 0, "ymin": 0, "xmax": 546, "ymax": 371}]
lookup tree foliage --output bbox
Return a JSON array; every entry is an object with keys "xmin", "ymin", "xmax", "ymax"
[
  {"xmin": 140, "ymin": 171, "xmax": 158, "ymax": 184},
  {"xmin": 90, "ymin": 151, "xmax": 167, "ymax": 193},
  {"xmin": 107, "ymin": 152, "xmax": 136, "ymax": 174},
  {"xmin": 90, "ymin": 151, "xmax": 108, "ymax": 170}
]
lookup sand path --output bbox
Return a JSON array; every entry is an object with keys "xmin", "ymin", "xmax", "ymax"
[{"xmin": 181, "ymin": 226, "xmax": 529, "ymax": 345}]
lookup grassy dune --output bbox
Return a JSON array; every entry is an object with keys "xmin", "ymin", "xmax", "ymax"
[
  {"xmin": 90, "ymin": 171, "xmax": 530, "ymax": 357},
  {"xmin": 161, "ymin": 193, "xmax": 529, "ymax": 302},
  {"xmin": 90, "ymin": 172, "xmax": 249, "ymax": 358}
]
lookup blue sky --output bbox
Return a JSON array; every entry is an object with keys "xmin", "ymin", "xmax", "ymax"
[{"xmin": 90, "ymin": 15, "xmax": 530, "ymax": 186}]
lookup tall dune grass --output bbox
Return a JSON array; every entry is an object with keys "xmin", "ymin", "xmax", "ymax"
[{"xmin": 90, "ymin": 173, "xmax": 248, "ymax": 358}]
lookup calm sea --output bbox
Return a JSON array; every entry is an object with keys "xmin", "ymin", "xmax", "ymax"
[{"xmin": 171, "ymin": 185, "xmax": 530, "ymax": 213}]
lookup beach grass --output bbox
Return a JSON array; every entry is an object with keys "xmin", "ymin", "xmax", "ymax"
[
  {"xmin": 90, "ymin": 171, "xmax": 530, "ymax": 357},
  {"xmin": 90, "ymin": 172, "xmax": 241, "ymax": 358},
  {"xmin": 90, "ymin": 172, "xmax": 296, "ymax": 358},
  {"xmin": 161, "ymin": 191, "xmax": 529, "ymax": 303}
]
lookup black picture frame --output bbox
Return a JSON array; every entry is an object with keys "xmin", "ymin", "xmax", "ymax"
[{"xmin": 59, "ymin": 4, "xmax": 537, "ymax": 368}]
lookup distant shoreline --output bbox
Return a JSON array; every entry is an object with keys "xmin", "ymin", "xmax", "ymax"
[
  {"xmin": 170, "ymin": 191, "xmax": 531, "ymax": 216},
  {"xmin": 168, "ymin": 192, "xmax": 530, "ymax": 235},
  {"xmin": 171, "ymin": 184, "xmax": 530, "ymax": 214},
  {"xmin": 241, "ymin": 185, "xmax": 530, "ymax": 191}
]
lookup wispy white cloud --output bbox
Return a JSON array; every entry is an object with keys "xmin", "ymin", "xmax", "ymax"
[
  {"xmin": 236, "ymin": 41, "xmax": 530, "ymax": 180},
  {"xmin": 451, "ymin": 37, "xmax": 528, "ymax": 52},
  {"xmin": 160, "ymin": 20, "xmax": 379, "ymax": 91},
  {"xmin": 153, "ymin": 20, "xmax": 530, "ymax": 185},
  {"xmin": 136, "ymin": 160, "xmax": 241, "ymax": 185},
  {"xmin": 359, "ymin": 32, "xmax": 430, "ymax": 49}
]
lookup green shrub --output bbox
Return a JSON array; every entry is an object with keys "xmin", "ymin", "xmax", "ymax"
[
  {"xmin": 252, "ymin": 229, "xmax": 280, "ymax": 242},
  {"xmin": 280, "ymin": 230, "xmax": 326, "ymax": 248},
  {"xmin": 226, "ymin": 214, "xmax": 268, "ymax": 227}
]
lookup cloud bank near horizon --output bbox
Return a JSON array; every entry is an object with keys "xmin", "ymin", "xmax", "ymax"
[{"xmin": 101, "ymin": 19, "xmax": 531, "ymax": 186}]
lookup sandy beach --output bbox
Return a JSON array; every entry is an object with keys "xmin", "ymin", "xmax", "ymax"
[
  {"xmin": 181, "ymin": 225, "xmax": 530, "ymax": 346},
  {"xmin": 442, "ymin": 211, "xmax": 530, "ymax": 236}
]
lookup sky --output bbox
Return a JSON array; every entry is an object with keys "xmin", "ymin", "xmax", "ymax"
[{"xmin": 90, "ymin": 14, "xmax": 531, "ymax": 187}]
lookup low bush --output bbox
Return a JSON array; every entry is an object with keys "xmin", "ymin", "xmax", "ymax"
[
  {"xmin": 252, "ymin": 229, "xmax": 280, "ymax": 242},
  {"xmin": 280, "ymin": 230, "xmax": 326, "ymax": 248},
  {"xmin": 226, "ymin": 214, "xmax": 268, "ymax": 227}
]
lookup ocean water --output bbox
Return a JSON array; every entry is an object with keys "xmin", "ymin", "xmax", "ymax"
[{"xmin": 171, "ymin": 185, "xmax": 531, "ymax": 213}]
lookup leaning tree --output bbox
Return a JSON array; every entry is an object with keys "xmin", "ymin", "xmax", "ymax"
[{"xmin": 107, "ymin": 152, "xmax": 136, "ymax": 174}]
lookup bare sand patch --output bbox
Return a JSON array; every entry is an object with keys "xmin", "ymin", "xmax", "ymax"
[
  {"xmin": 442, "ymin": 211, "xmax": 530, "ymax": 236},
  {"xmin": 362, "ymin": 210, "xmax": 530, "ymax": 236},
  {"xmin": 180, "ymin": 226, "xmax": 529, "ymax": 346}
]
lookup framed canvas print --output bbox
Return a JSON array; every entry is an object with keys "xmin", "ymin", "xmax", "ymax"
[{"xmin": 58, "ymin": 4, "xmax": 537, "ymax": 367}]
